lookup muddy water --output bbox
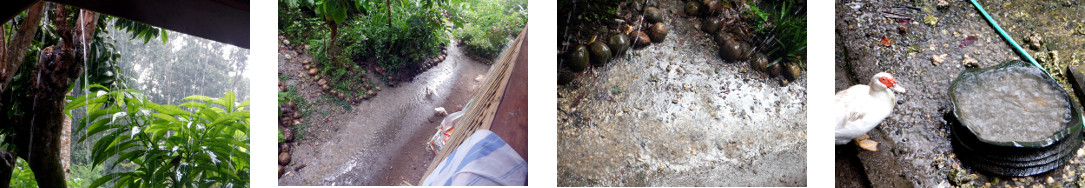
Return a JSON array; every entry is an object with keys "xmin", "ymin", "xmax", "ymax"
[
  {"xmin": 557, "ymin": 0, "xmax": 807, "ymax": 186},
  {"xmin": 836, "ymin": 0, "xmax": 1085, "ymax": 187},
  {"xmin": 954, "ymin": 64, "xmax": 1071, "ymax": 144},
  {"xmin": 279, "ymin": 43, "xmax": 490, "ymax": 185}
]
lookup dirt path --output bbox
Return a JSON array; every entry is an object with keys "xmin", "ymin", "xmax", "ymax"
[
  {"xmin": 835, "ymin": 0, "xmax": 1085, "ymax": 187},
  {"xmin": 556, "ymin": 0, "xmax": 807, "ymax": 186},
  {"xmin": 278, "ymin": 42, "xmax": 491, "ymax": 186}
]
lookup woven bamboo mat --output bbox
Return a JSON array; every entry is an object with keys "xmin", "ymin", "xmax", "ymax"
[{"xmin": 419, "ymin": 26, "xmax": 528, "ymax": 183}]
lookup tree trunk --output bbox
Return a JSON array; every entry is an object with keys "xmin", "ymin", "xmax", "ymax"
[
  {"xmin": 0, "ymin": 150, "xmax": 15, "ymax": 188},
  {"xmin": 11, "ymin": 7, "xmax": 97, "ymax": 188},
  {"xmin": 0, "ymin": 1, "xmax": 44, "ymax": 92},
  {"xmin": 386, "ymin": 0, "xmax": 392, "ymax": 27}
]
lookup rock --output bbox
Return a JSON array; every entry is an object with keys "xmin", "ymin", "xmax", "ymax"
[
  {"xmin": 630, "ymin": 31, "xmax": 652, "ymax": 48},
  {"xmin": 590, "ymin": 41, "xmax": 612, "ymax": 66},
  {"xmin": 937, "ymin": 0, "xmax": 950, "ymax": 7},
  {"xmin": 318, "ymin": 78, "xmax": 328, "ymax": 86},
  {"xmin": 321, "ymin": 84, "xmax": 330, "ymax": 92},
  {"xmin": 329, "ymin": 90, "xmax": 338, "ymax": 96},
  {"xmin": 1026, "ymin": 33, "xmax": 1044, "ymax": 50},
  {"xmin": 923, "ymin": 14, "xmax": 939, "ymax": 27},
  {"xmin": 308, "ymin": 68, "xmax": 319, "ymax": 76},
  {"xmin": 607, "ymin": 34, "xmax": 630, "ymax": 56},
  {"xmin": 337, "ymin": 92, "xmax": 346, "ymax": 99},
  {"xmin": 279, "ymin": 152, "xmax": 292, "ymax": 165},
  {"xmin": 962, "ymin": 54, "xmax": 979, "ymax": 68},
  {"xmin": 565, "ymin": 44, "xmax": 590, "ymax": 72},
  {"xmin": 701, "ymin": 19, "xmax": 721, "ymax": 34},
  {"xmin": 685, "ymin": 1, "xmax": 704, "ymax": 17},
  {"xmin": 649, "ymin": 23, "xmax": 668, "ymax": 43},
  {"xmin": 931, "ymin": 54, "xmax": 948, "ymax": 66},
  {"xmin": 645, "ymin": 7, "xmax": 664, "ymax": 23}
]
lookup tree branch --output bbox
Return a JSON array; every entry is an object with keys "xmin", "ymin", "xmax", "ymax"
[{"xmin": 0, "ymin": 1, "xmax": 44, "ymax": 92}]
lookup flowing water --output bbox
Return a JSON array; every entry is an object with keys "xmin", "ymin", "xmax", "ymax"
[
  {"xmin": 557, "ymin": 0, "xmax": 807, "ymax": 186},
  {"xmin": 278, "ymin": 40, "xmax": 491, "ymax": 185}
]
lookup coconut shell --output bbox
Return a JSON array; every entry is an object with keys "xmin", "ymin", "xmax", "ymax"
[
  {"xmin": 589, "ymin": 41, "xmax": 612, "ymax": 67},
  {"xmin": 704, "ymin": 0, "xmax": 722, "ymax": 14},
  {"xmin": 279, "ymin": 165, "xmax": 285, "ymax": 178},
  {"xmin": 767, "ymin": 63, "xmax": 782, "ymax": 77},
  {"xmin": 565, "ymin": 45, "xmax": 590, "ymax": 72},
  {"xmin": 558, "ymin": 68, "xmax": 577, "ymax": 85},
  {"xmin": 719, "ymin": 39, "xmax": 743, "ymax": 61},
  {"xmin": 649, "ymin": 23, "xmax": 668, "ymax": 43},
  {"xmin": 308, "ymin": 68, "xmax": 319, "ymax": 76},
  {"xmin": 701, "ymin": 19, "xmax": 720, "ymax": 34},
  {"xmin": 685, "ymin": 1, "xmax": 704, "ymax": 17},
  {"xmin": 280, "ymin": 143, "xmax": 291, "ymax": 153},
  {"xmin": 645, "ymin": 7, "xmax": 664, "ymax": 23},
  {"xmin": 751, "ymin": 53, "xmax": 769, "ymax": 72},
  {"xmin": 607, "ymin": 34, "xmax": 630, "ymax": 56},
  {"xmin": 282, "ymin": 128, "xmax": 295, "ymax": 142},
  {"xmin": 786, "ymin": 62, "xmax": 803, "ymax": 81},
  {"xmin": 279, "ymin": 152, "xmax": 292, "ymax": 165},
  {"xmin": 631, "ymin": 31, "xmax": 651, "ymax": 48}
]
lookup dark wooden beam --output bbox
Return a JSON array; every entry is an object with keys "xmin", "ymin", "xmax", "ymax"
[
  {"xmin": 0, "ymin": 0, "xmax": 39, "ymax": 24},
  {"xmin": 48, "ymin": 0, "xmax": 250, "ymax": 48}
]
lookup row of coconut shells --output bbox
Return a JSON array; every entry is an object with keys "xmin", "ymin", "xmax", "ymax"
[
  {"xmin": 559, "ymin": 6, "xmax": 670, "ymax": 85},
  {"xmin": 689, "ymin": 0, "xmax": 803, "ymax": 82},
  {"xmin": 278, "ymin": 101, "xmax": 299, "ymax": 178},
  {"xmin": 296, "ymin": 59, "xmax": 381, "ymax": 104}
]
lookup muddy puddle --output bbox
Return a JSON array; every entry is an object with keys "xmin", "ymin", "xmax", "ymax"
[
  {"xmin": 836, "ymin": 0, "xmax": 1085, "ymax": 187},
  {"xmin": 278, "ymin": 41, "xmax": 491, "ymax": 185},
  {"xmin": 557, "ymin": 0, "xmax": 807, "ymax": 186}
]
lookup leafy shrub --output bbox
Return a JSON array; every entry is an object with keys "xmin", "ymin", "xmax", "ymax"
[
  {"xmin": 67, "ymin": 84, "xmax": 250, "ymax": 187},
  {"xmin": 453, "ymin": 0, "xmax": 527, "ymax": 61},
  {"xmin": 337, "ymin": 0, "xmax": 449, "ymax": 72}
]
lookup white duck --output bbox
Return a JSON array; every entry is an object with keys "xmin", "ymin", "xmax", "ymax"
[{"xmin": 835, "ymin": 72, "xmax": 906, "ymax": 151}]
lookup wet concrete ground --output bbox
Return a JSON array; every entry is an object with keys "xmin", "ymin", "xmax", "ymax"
[
  {"xmin": 278, "ymin": 41, "xmax": 490, "ymax": 185},
  {"xmin": 557, "ymin": 0, "xmax": 807, "ymax": 186},
  {"xmin": 835, "ymin": 0, "xmax": 1085, "ymax": 187}
]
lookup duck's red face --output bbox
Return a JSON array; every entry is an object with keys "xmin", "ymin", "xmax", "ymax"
[{"xmin": 878, "ymin": 76, "xmax": 897, "ymax": 88}]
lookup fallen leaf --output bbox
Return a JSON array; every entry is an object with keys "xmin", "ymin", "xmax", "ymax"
[
  {"xmin": 959, "ymin": 36, "xmax": 978, "ymax": 48},
  {"xmin": 880, "ymin": 36, "xmax": 892, "ymax": 47}
]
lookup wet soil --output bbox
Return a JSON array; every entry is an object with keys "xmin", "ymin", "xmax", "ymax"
[
  {"xmin": 557, "ymin": 0, "xmax": 807, "ymax": 187},
  {"xmin": 277, "ymin": 39, "xmax": 491, "ymax": 186},
  {"xmin": 836, "ymin": 0, "xmax": 1085, "ymax": 187}
]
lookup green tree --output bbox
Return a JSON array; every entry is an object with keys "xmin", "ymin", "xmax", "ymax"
[{"xmin": 67, "ymin": 85, "xmax": 249, "ymax": 187}]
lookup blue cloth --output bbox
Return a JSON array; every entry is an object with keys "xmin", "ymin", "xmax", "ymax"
[{"xmin": 422, "ymin": 130, "xmax": 527, "ymax": 186}]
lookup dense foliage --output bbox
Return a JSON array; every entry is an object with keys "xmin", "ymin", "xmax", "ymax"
[
  {"xmin": 452, "ymin": 0, "xmax": 528, "ymax": 62},
  {"xmin": 745, "ymin": 0, "xmax": 806, "ymax": 68},
  {"xmin": 66, "ymin": 85, "xmax": 249, "ymax": 187},
  {"xmin": 281, "ymin": 0, "xmax": 454, "ymax": 75}
]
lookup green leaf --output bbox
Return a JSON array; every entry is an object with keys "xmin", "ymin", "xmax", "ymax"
[{"xmin": 160, "ymin": 29, "xmax": 169, "ymax": 44}]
